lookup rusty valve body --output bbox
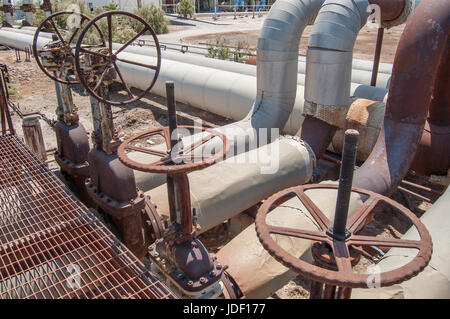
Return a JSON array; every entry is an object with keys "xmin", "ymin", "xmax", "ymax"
[{"xmin": 118, "ymin": 82, "xmax": 230, "ymax": 297}]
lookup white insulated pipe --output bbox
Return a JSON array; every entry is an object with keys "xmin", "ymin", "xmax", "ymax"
[
  {"xmin": 145, "ymin": 136, "xmax": 315, "ymax": 234},
  {"xmin": 115, "ymin": 44, "xmax": 391, "ymax": 89},
  {"xmin": 305, "ymin": 0, "xmax": 371, "ymax": 110},
  {"xmin": 352, "ymin": 186, "xmax": 450, "ymax": 299},
  {"xmin": 115, "ymin": 51, "xmax": 387, "ymax": 137}
]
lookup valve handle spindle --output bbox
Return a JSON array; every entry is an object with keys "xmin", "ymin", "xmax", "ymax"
[{"xmin": 329, "ymin": 129, "xmax": 359, "ymax": 241}]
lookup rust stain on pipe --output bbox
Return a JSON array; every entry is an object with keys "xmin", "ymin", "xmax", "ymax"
[
  {"xmin": 353, "ymin": 0, "xmax": 450, "ymax": 195},
  {"xmin": 369, "ymin": 0, "xmax": 406, "ymax": 23}
]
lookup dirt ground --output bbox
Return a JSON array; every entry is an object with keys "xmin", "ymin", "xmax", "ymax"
[
  {"xmin": 183, "ymin": 24, "xmax": 405, "ymax": 63},
  {"xmin": 0, "ymin": 49, "xmax": 232, "ymax": 155},
  {"xmin": 0, "ymin": 18, "xmax": 443, "ymax": 300}
]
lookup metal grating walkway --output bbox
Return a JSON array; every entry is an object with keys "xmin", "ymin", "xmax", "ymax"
[{"xmin": 0, "ymin": 135, "xmax": 176, "ymax": 299}]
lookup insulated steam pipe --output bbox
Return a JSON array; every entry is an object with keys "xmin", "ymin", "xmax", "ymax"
[{"xmin": 353, "ymin": 0, "xmax": 450, "ymax": 195}]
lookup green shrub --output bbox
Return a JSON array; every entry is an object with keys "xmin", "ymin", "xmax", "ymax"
[
  {"xmin": 178, "ymin": 0, "xmax": 194, "ymax": 19},
  {"xmin": 207, "ymin": 37, "xmax": 253, "ymax": 63},
  {"xmin": 207, "ymin": 37, "xmax": 230, "ymax": 60},
  {"xmin": 103, "ymin": 2, "xmax": 119, "ymax": 11},
  {"xmin": 232, "ymin": 40, "xmax": 252, "ymax": 63},
  {"xmin": 131, "ymin": 4, "xmax": 169, "ymax": 35}
]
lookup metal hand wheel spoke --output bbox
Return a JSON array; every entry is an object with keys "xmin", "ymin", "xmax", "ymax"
[
  {"xmin": 107, "ymin": 14, "xmax": 113, "ymax": 52},
  {"xmin": 179, "ymin": 133, "xmax": 217, "ymax": 156},
  {"xmin": 124, "ymin": 145, "xmax": 167, "ymax": 157},
  {"xmin": 349, "ymin": 245, "xmax": 378, "ymax": 261},
  {"xmin": 118, "ymin": 125, "xmax": 229, "ymax": 174},
  {"xmin": 163, "ymin": 127, "xmax": 172, "ymax": 147},
  {"xmin": 349, "ymin": 235, "xmax": 422, "ymax": 249},
  {"xmin": 33, "ymin": 11, "xmax": 105, "ymax": 85},
  {"xmin": 149, "ymin": 156, "xmax": 173, "ymax": 166},
  {"xmin": 267, "ymin": 225, "xmax": 328, "ymax": 242},
  {"xmin": 115, "ymin": 57, "xmax": 159, "ymax": 71},
  {"xmin": 79, "ymin": 47, "xmax": 110, "ymax": 58},
  {"xmin": 293, "ymin": 189, "xmax": 331, "ymax": 231},
  {"xmin": 114, "ymin": 26, "xmax": 149, "ymax": 56},
  {"xmin": 112, "ymin": 62, "xmax": 133, "ymax": 98},
  {"xmin": 48, "ymin": 18, "xmax": 67, "ymax": 44},
  {"xmin": 346, "ymin": 195, "xmax": 381, "ymax": 233},
  {"xmin": 331, "ymin": 240, "xmax": 353, "ymax": 273},
  {"xmin": 75, "ymin": 10, "xmax": 161, "ymax": 106},
  {"xmin": 68, "ymin": 16, "xmax": 87, "ymax": 45},
  {"xmin": 93, "ymin": 67, "xmax": 111, "ymax": 92},
  {"xmin": 255, "ymin": 184, "xmax": 433, "ymax": 288}
]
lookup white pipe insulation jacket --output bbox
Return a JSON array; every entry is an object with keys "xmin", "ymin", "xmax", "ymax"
[
  {"xmin": 352, "ymin": 186, "xmax": 450, "ymax": 299},
  {"xmin": 144, "ymin": 136, "xmax": 316, "ymax": 234},
  {"xmin": 305, "ymin": 0, "xmax": 371, "ymax": 126},
  {"xmin": 217, "ymin": 186, "xmax": 366, "ymax": 298},
  {"xmin": 1, "ymin": 27, "xmax": 392, "ymax": 87},
  {"xmin": 114, "ymin": 43, "xmax": 391, "ymax": 89}
]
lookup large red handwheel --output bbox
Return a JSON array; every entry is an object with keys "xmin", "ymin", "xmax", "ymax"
[
  {"xmin": 117, "ymin": 125, "xmax": 230, "ymax": 174},
  {"xmin": 33, "ymin": 10, "xmax": 106, "ymax": 85},
  {"xmin": 255, "ymin": 184, "xmax": 433, "ymax": 288},
  {"xmin": 74, "ymin": 11, "xmax": 161, "ymax": 106}
]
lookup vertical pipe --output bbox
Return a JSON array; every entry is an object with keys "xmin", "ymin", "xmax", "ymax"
[
  {"xmin": 165, "ymin": 81, "xmax": 179, "ymax": 224},
  {"xmin": 370, "ymin": 28, "xmax": 384, "ymax": 87},
  {"xmin": 332, "ymin": 129, "xmax": 359, "ymax": 240},
  {"xmin": 22, "ymin": 116, "xmax": 47, "ymax": 163},
  {"xmin": 165, "ymin": 81, "xmax": 178, "ymax": 150},
  {"xmin": 2, "ymin": 0, "xmax": 14, "ymax": 27},
  {"xmin": 22, "ymin": 0, "xmax": 34, "ymax": 26},
  {"xmin": 89, "ymin": 96, "xmax": 103, "ymax": 149}
]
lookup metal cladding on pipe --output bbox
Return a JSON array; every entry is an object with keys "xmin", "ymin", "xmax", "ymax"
[
  {"xmin": 216, "ymin": 0, "xmax": 324, "ymax": 148},
  {"xmin": 352, "ymin": 186, "xmax": 450, "ymax": 299},
  {"xmin": 304, "ymin": 0, "xmax": 370, "ymax": 112},
  {"xmin": 353, "ymin": 0, "xmax": 450, "ymax": 196}
]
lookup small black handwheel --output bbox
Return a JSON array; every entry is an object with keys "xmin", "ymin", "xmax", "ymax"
[
  {"xmin": 33, "ymin": 10, "xmax": 106, "ymax": 85},
  {"xmin": 74, "ymin": 11, "xmax": 162, "ymax": 106}
]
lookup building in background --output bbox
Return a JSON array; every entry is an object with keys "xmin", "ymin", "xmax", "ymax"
[{"xmin": 86, "ymin": 0, "xmax": 162, "ymax": 12}]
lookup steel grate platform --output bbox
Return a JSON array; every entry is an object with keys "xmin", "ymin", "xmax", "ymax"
[{"xmin": 0, "ymin": 135, "xmax": 176, "ymax": 299}]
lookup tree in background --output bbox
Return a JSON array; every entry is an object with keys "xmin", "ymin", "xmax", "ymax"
[
  {"xmin": 131, "ymin": 4, "xmax": 169, "ymax": 35},
  {"xmin": 178, "ymin": 0, "xmax": 194, "ymax": 18}
]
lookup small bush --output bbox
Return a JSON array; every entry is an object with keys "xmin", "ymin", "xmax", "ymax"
[
  {"xmin": 207, "ymin": 37, "xmax": 253, "ymax": 63},
  {"xmin": 7, "ymin": 82, "xmax": 20, "ymax": 99},
  {"xmin": 178, "ymin": 0, "xmax": 194, "ymax": 19},
  {"xmin": 207, "ymin": 37, "xmax": 230, "ymax": 60},
  {"xmin": 103, "ymin": 2, "xmax": 119, "ymax": 11},
  {"xmin": 131, "ymin": 4, "xmax": 169, "ymax": 35},
  {"xmin": 232, "ymin": 40, "xmax": 253, "ymax": 63}
]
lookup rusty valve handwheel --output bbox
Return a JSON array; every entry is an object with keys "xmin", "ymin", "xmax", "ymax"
[
  {"xmin": 33, "ymin": 11, "xmax": 106, "ymax": 85},
  {"xmin": 117, "ymin": 125, "xmax": 230, "ymax": 175},
  {"xmin": 255, "ymin": 184, "xmax": 433, "ymax": 289},
  {"xmin": 74, "ymin": 11, "xmax": 162, "ymax": 106}
]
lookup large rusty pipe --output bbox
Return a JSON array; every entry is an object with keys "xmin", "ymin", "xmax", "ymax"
[
  {"xmin": 353, "ymin": 0, "xmax": 450, "ymax": 195},
  {"xmin": 369, "ymin": 0, "xmax": 406, "ymax": 22},
  {"xmin": 411, "ymin": 43, "xmax": 450, "ymax": 176}
]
